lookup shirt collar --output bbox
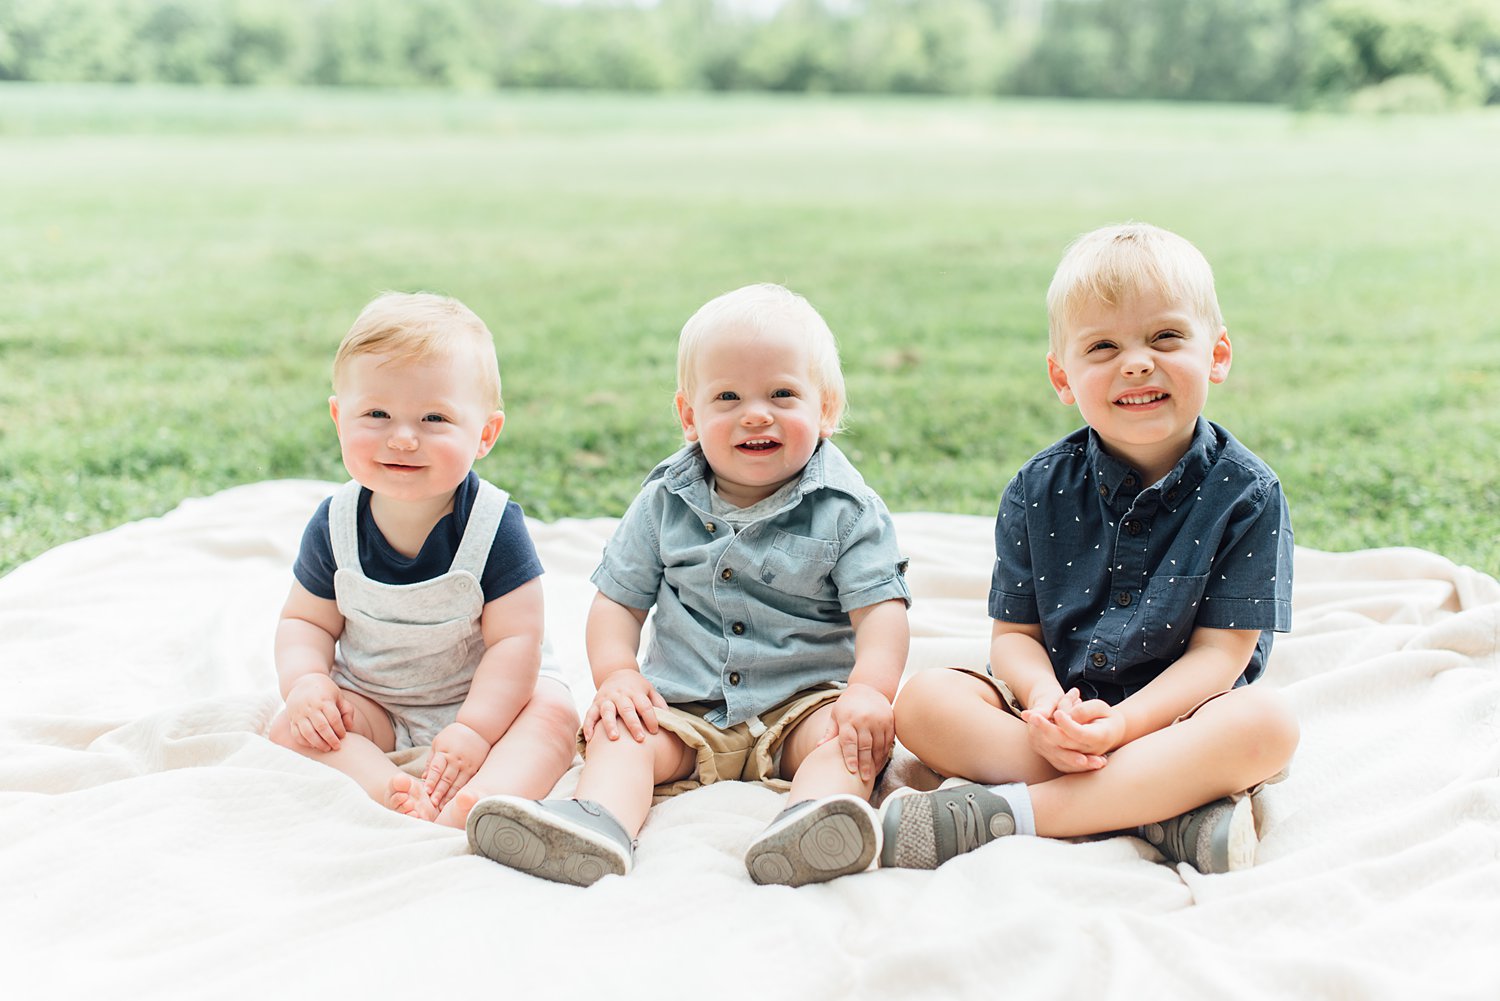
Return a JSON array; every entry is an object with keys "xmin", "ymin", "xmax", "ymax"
[
  {"xmin": 646, "ymin": 439, "xmax": 866, "ymax": 502},
  {"xmin": 1085, "ymin": 417, "xmax": 1219, "ymax": 511}
]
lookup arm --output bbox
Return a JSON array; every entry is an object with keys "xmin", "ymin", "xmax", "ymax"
[
  {"xmin": 582, "ymin": 592, "xmax": 665, "ymax": 743},
  {"xmin": 423, "ymin": 577, "xmax": 548, "ymax": 805},
  {"xmin": 1053, "ymin": 625, "xmax": 1261, "ymax": 754},
  {"xmin": 991, "ymin": 619, "xmax": 1112, "ymax": 773},
  {"xmin": 273, "ymin": 581, "xmax": 352, "ymax": 752},
  {"xmin": 824, "ymin": 598, "xmax": 909, "ymax": 782}
]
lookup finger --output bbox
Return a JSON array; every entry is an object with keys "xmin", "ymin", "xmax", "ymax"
[
  {"xmin": 600, "ymin": 701, "xmax": 620, "ymax": 741},
  {"xmin": 296, "ymin": 716, "xmax": 333, "ymax": 753},
  {"xmin": 619, "ymin": 702, "xmax": 646, "ymax": 742},
  {"xmin": 633, "ymin": 695, "xmax": 660, "ymax": 735},
  {"xmin": 331, "ymin": 697, "xmax": 352, "ymax": 738},
  {"xmin": 857, "ymin": 734, "xmax": 876, "ymax": 782},
  {"xmin": 309, "ymin": 713, "xmax": 340, "ymax": 751},
  {"xmin": 424, "ymin": 751, "xmax": 447, "ymax": 792},
  {"xmin": 840, "ymin": 727, "xmax": 861, "ymax": 775}
]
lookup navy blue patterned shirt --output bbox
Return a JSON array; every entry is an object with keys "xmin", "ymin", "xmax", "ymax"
[{"xmin": 989, "ymin": 418, "xmax": 1293, "ymax": 705}]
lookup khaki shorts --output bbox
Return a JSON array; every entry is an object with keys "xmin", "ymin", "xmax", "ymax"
[
  {"xmin": 945, "ymin": 667, "xmax": 1288, "ymax": 792},
  {"xmin": 578, "ymin": 684, "xmax": 843, "ymax": 800}
]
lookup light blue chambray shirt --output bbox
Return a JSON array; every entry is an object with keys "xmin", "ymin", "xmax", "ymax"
[{"xmin": 591, "ymin": 440, "xmax": 911, "ymax": 728}]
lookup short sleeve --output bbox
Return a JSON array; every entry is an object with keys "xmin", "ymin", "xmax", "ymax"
[
  {"xmin": 1197, "ymin": 479, "xmax": 1294, "ymax": 632},
  {"xmin": 830, "ymin": 495, "xmax": 911, "ymax": 613},
  {"xmin": 291, "ymin": 498, "xmax": 337, "ymax": 599},
  {"xmin": 479, "ymin": 501, "xmax": 546, "ymax": 603},
  {"xmin": 590, "ymin": 488, "xmax": 665, "ymax": 610},
  {"xmin": 988, "ymin": 473, "xmax": 1039, "ymax": 623}
]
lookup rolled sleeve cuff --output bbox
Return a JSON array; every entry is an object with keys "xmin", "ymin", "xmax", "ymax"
[
  {"xmin": 988, "ymin": 589, "xmax": 1041, "ymax": 623},
  {"xmin": 839, "ymin": 576, "xmax": 912, "ymax": 613},
  {"xmin": 1197, "ymin": 596, "xmax": 1292, "ymax": 632},
  {"xmin": 590, "ymin": 566, "xmax": 656, "ymax": 611}
]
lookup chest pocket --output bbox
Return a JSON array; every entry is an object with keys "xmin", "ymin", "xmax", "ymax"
[
  {"xmin": 759, "ymin": 531, "xmax": 839, "ymax": 599},
  {"xmin": 1138, "ymin": 573, "xmax": 1209, "ymax": 660}
]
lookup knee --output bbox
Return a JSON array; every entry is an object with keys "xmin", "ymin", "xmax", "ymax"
[
  {"xmin": 526, "ymin": 682, "xmax": 583, "ymax": 745},
  {"xmin": 893, "ymin": 670, "xmax": 957, "ymax": 741},
  {"xmin": 266, "ymin": 711, "xmax": 299, "ymax": 751},
  {"xmin": 1226, "ymin": 685, "xmax": 1300, "ymax": 770}
]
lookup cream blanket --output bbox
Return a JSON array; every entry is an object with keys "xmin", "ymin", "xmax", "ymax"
[{"xmin": 3, "ymin": 480, "xmax": 1499, "ymax": 1000}]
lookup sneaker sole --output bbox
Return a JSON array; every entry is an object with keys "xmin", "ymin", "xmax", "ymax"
[
  {"xmin": 745, "ymin": 796, "xmax": 879, "ymax": 886},
  {"xmin": 466, "ymin": 797, "xmax": 630, "ymax": 887}
]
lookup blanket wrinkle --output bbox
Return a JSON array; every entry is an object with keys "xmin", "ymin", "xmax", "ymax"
[{"xmin": 2, "ymin": 478, "xmax": 1499, "ymax": 1000}]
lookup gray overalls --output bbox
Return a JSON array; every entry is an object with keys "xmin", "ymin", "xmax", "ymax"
[{"xmin": 327, "ymin": 479, "xmax": 565, "ymax": 750}]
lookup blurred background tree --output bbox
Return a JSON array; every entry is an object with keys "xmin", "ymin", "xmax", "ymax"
[{"xmin": 0, "ymin": 0, "xmax": 1496, "ymax": 106}]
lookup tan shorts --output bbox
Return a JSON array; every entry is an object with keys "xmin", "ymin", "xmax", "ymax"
[
  {"xmin": 578, "ymin": 684, "xmax": 843, "ymax": 800},
  {"xmin": 946, "ymin": 667, "xmax": 1287, "ymax": 792}
]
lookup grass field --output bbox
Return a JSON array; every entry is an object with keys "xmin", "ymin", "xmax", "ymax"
[{"xmin": 2, "ymin": 84, "xmax": 1498, "ymax": 578}]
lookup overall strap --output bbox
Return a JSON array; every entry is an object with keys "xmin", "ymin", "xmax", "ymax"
[
  {"xmin": 451, "ymin": 480, "xmax": 509, "ymax": 578},
  {"xmin": 328, "ymin": 480, "xmax": 365, "ymax": 572}
]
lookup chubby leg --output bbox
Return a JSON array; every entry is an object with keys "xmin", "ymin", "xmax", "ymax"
[
  {"xmin": 780, "ymin": 703, "xmax": 878, "ymax": 802},
  {"xmin": 574, "ymin": 724, "xmax": 695, "ymax": 837},
  {"xmin": 436, "ymin": 678, "xmax": 581, "ymax": 828},
  {"xmin": 1029, "ymin": 684, "xmax": 1299, "ymax": 837},
  {"xmin": 894, "ymin": 668, "xmax": 1062, "ymax": 785},
  {"xmin": 268, "ymin": 687, "xmax": 404, "ymax": 806}
]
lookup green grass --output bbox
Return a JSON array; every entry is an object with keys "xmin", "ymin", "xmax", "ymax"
[{"xmin": 2, "ymin": 84, "xmax": 1498, "ymax": 577}]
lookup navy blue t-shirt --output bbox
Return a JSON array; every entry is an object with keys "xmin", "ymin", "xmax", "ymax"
[
  {"xmin": 989, "ymin": 418, "xmax": 1293, "ymax": 704},
  {"xmin": 293, "ymin": 471, "xmax": 544, "ymax": 604}
]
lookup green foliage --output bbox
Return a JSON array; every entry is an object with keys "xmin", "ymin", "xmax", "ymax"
[{"xmin": 1, "ymin": 0, "xmax": 1496, "ymax": 106}]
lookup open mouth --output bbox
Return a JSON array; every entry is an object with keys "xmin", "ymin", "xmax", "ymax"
[
  {"xmin": 1115, "ymin": 391, "xmax": 1169, "ymax": 408},
  {"xmin": 736, "ymin": 438, "xmax": 781, "ymax": 453}
]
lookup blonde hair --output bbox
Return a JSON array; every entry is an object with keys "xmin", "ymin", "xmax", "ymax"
[
  {"xmin": 677, "ymin": 283, "xmax": 847, "ymax": 433},
  {"xmin": 332, "ymin": 292, "xmax": 502, "ymax": 409},
  {"xmin": 1046, "ymin": 223, "xmax": 1223, "ymax": 355}
]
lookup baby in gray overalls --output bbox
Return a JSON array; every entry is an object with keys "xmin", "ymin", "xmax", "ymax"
[{"xmin": 269, "ymin": 292, "xmax": 579, "ymax": 830}]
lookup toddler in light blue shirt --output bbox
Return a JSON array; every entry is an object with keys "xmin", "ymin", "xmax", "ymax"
[{"xmin": 465, "ymin": 283, "xmax": 912, "ymax": 887}]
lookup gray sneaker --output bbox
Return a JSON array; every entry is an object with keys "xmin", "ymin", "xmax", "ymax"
[
  {"xmin": 879, "ymin": 782, "xmax": 1017, "ymax": 869},
  {"xmin": 1138, "ymin": 795, "xmax": 1256, "ymax": 874},
  {"xmin": 466, "ymin": 796, "xmax": 634, "ymax": 887},
  {"xmin": 744, "ymin": 794, "xmax": 880, "ymax": 886}
]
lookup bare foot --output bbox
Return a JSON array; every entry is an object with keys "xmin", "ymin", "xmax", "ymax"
[
  {"xmin": 387, "ymin": 772, "xmax": 438, "ymax": 821},
  {"xmin": 436, "ymin": 789, "xmax": 479, "ymax": 830}
]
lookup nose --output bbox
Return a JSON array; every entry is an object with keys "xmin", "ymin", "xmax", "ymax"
[
  {"xmin": 1120, "ymin": 348, "xmax": 1154, "ymax": 378},
  {"xmin": 387, "ymin": 424, "xmax": 419, "ymax": 451},
  {"xmin": 740, "ymin": 401, "xmax": 773, "ymax": 426}
]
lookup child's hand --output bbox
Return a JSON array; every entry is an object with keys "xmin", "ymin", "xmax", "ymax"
[
  {"xmin": 1020, "ymin": 688, "xmax": 1107, "ymax": 774},
  {"xmin": 820, "ymin": 683, "xmax": 893, "ymax": 783},
  {"xmin": 425, "ymin": 722, "xmax": 492, "ymax": 809},
  {"xmin": 583, "ymin": 670, "xmax": 667, "ymax": 743},
  {"xmin": 284, "ymin": 674, "xmax": 355, "ymax": 752},
  {"xmin": 1050, "ymin": 698, "xmax": 1126, "ymax": 758}
]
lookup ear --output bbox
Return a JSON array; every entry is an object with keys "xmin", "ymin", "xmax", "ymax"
[
  {"xmin": 1209, "ymin": 328, "xmax": 1232, "ymax": 384},
  {"xmin": 475, "ymin": 411, "xmax": 505, "ymax": 459},
  {"xmin": 1046, "ymin": 353, "xmax": 1077, "ymax": 406},
  {"xmin": 675, "ymin": 391, "xmax": 699, "ymax": 442},
  {"xmin": 328, "ymin": 395, "xmax": 341, "ymax": 430}
]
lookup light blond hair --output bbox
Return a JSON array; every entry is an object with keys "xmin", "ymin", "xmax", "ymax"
[
  {"xmin": 1046, "ymin": 223, "xmax": 1223, "ymax": 355},
  {"xmin": 677, "ymin": 283, "xmax": 847, "ymax": 433},
  {"xmin": 332, "ymin": 292, "xmax": 502, "ymax": 409}
]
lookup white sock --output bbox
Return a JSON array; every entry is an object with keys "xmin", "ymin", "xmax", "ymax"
[{"xmin": 987, "ymin": 782, "xmax": 1036, "ymax": 836}]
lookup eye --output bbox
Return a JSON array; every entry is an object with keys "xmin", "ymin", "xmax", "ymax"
[
  {"xmin": 771, "ymin": 388, "xmax": 796, "ymax": 399},
  {"xmin": 368, "ymin": 409, "xmax": 390, "ymax": 419},
  {"xmin": 1085, "ymin": 340, "xmax": 1116, "ymax": 354},
  {"xmin": 422, "ymin": 413, "xmax": 448, "ymax": 423},
  {"xmin": 714, "ymin": 391, "xmax": 739, "ymax": 402},
  {"xmin": 1153, "ymin": 329, "xmax": 1184, "ymax": 346}
]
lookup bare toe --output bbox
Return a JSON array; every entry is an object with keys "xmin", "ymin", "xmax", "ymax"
[
  {"xmin": 387, "ymin": 772, "xmax": 438, "ymax": 822},
  {"xmin": 437, "ymin": 789, "xmax": 479, "ymax": 830}
]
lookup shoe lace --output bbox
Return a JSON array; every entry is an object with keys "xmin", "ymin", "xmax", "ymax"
[{"xmin": 945, "ymin": 793, "xmax": 990, "ymax": 855}]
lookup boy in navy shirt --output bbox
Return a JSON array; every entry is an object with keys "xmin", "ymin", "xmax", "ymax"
[{"xmin": 883, "ymin": 223, "xmax": 1299, "ymax": 874}]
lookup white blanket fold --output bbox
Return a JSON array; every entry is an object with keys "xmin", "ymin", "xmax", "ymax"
[{"xmin": 2, "ymin": 480, "xmax": 1498, "ymax": 1000}]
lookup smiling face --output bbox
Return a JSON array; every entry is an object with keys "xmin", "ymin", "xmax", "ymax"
[
  {"xmin": 1047, "ymin": 287, "xmax": 1231, "ymax": 484},
  {"xmin": 330, "ymin": 347, "xmax": 504, "ymax": 509},
  {"xmin": 676, "ymin": 323, "xmax": 832, "ymax": 508}
]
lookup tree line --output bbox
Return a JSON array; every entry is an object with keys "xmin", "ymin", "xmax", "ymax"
[{"xmin": 2, "ymin": 0, "xmax": 1496, "ymax": 109}]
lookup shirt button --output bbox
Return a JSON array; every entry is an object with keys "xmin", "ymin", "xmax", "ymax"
[
  {"xmin": 705, "ymin": 521, "xmax": 716, "ymax": 533},
  {"xmin": 721, "ymin": 568, "xmax": 733, "ymax": 581},
  {"xmin": 728, "ymin": 672, "xmax": 741, "ymax": 686},
  {"xmin": 1091, "ymin": 652, "xmax": 1108, "ymax": 668},
  {"xmin": 1125, "ymin": 520, "xmax": 1143, "ymax": 536},
  {"xmin": 1098, "ymin": 485, "xmax": 1108, "ymax": 497},
  {"xmin": 731, "ymin": 622, "xmax": 746, "ymax": 635},
  {"xmin": 1123, "ymin": 475, "xmax": 1136, "ymax": 489},
  {"xmin": 1116, "ymin": 591, "xmax": 1132, "ymax": 607},
  {"xmin": 1166, "ymin": 488, "xmax": 1179, "ymax": 502}
]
